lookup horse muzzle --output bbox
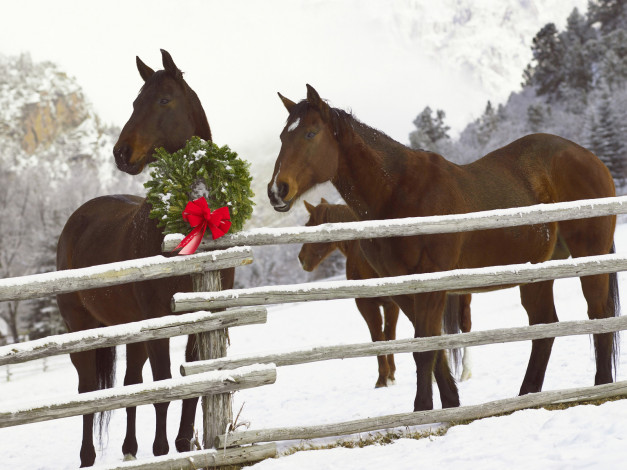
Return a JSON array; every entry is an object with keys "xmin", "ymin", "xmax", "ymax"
[
  {"xmin": 113, "ymin": 144, "xmax": 144, "ymax": 175},
  {"xmin": 267, "ymin": 181, "xmax": 293, "ymax": 212}
]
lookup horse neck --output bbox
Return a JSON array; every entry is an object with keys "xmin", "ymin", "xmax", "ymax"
[
  {"xmin": 332, "ymin": 118, "xmax": 406, "ymax": 220},
  {"xmin": 185, "ymin": 85, "xmax": 212, "ymax": 141}
]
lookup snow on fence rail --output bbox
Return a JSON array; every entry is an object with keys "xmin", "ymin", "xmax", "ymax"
[
  {"xmin": 0, "ymin": 306, "xmax": 267, "ymax": 366},
  {"xmin": 215, "ymin": 381, "xmax": 627, "ymax": 448},
  {"xmin": 92, "ymin": 443, "xmax": 278, "ymax": 470},
  {"xmin": 181, "ymin": 315, "xmax": 627, "ymax": 375},
  {"xmin": 0, "ymin": 246, "xmax": 253, "ymax": 302},
  {"xmin": 0, "ymin": 364, "xmax": 276, "ymax": 428},
  {"xmin": 172, "ymin": 252, "xmax": 627, "ymax": 311},
  {"xmin": 163, "ymin": 195, "xmax": 627, "ymax": 250}
]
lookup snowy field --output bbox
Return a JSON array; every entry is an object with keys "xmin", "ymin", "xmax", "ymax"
[{"xmin": 2, "ymin": 225, "xmax": 627, "ymax": 469}]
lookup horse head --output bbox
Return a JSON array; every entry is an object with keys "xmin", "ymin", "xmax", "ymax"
[
  {"xmin": 113, "ymin": 49, "xmax": 211, "ymax": 175},
  {"xmin": 298, "ymin": 198, "xmax": 338, "ymax": 271},
  {"xmin": 268, "ymin": 85, "xmax": 341, "ymax": 212}
]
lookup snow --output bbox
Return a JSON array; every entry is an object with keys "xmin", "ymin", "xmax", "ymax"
[{"xmin": 1, "ymin": 224, "xmax": 627, "ymax": 469}]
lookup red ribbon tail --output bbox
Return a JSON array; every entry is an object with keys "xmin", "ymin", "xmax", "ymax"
[{"xmin": 174, "ymin": 224, "xmax": 207, "ymax": 255}]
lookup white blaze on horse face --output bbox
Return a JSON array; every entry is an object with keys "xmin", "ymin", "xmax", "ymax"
[
  {"xmin": 271, "ymin": 162, "xmax": 282, "ymax": 198},
  {"xmin": 287, "ymin": 118, "xmax": 300, "ymax": 133}
]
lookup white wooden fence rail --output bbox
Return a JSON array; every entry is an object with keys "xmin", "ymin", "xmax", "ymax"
[
  {"xmin": 0, "ymin": 364, "xmax": 276, "ymax": 428},
  {"xmin": 0, "ymin": 246, "xmax": 252, "ymax": 302},
  {"xmin": 163, "ymin": 195, "xmax": 627, "ymax": 250},
  {"xmin": 181, "ymin": 315, "xmax": 627, "ymax": 375},
  {"xmin": 216, "ymin": 380, "xmax": 627, "ymax": 448},
  {"xmin": 0, "ymin": 306, "xmax": 267, "ymax": 366},
  {"xmin": 92, "ymin": 443, "xmax": 277, "ymax": 470},
  {"xmin": 172, "ymin": 252, "xmax": 627, "ymax": 311}
]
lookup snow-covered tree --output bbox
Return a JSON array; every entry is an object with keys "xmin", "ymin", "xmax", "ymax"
[{"xmin": 409, "ymin": 106, "xmax": 451, "ymax": 152}]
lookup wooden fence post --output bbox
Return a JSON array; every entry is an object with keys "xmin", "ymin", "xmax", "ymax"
[{"xmin": 192, "ymin": 270, "xmax": 232, "ymax": 450}]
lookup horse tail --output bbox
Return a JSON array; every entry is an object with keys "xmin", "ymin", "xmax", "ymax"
[
  {"xmin": 442, "ymin": 294, "xmax": 463, "ymax": 376},
  {"xmin": 607, "ymin": 243, "xmax": 621, "ymax": 379},
  {"xmin": 95, "ymin": 344, "xmax": 116, "ymax": 445}
]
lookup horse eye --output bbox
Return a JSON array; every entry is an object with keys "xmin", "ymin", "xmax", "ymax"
[
  {"xmin": 159, "ymin": 98, "xmax": 170, "ymax": 105},
  {"xmin": 306, "ymin": 131, "xmax": 316, "ymax": 140}
]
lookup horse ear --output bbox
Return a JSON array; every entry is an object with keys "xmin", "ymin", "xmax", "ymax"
[
  {"xmin": 278, "ymin": 92, "xmax": 297, "ymax": 113},
  {"xmin": 304, "ymin": 200, "xmax": 315, "ymax": 214},
  {"xmin": 306, "ymin": 84, "xmax": 322, "ymax": 107},
  {"xmin": 136, "ymin": 57, "xmax": 155, "ymax": 82},
  {"xmin": 306, "ymin": 84, "xmax": 332, "ymax": 120},
  {"xmin": 161, "ymin": 49, "xmax": 183, "ymax": 79}
]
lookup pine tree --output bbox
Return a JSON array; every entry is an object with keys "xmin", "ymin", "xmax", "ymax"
[
  {"xmin": 561, "ymin": 8, "xmax": 594, "ymax": 92},
  {"xmin": 588, "ymin": 89, "xmax": 626, "ymax": 186},
  {"xmin": 588, "ymin": 0, "xmax": 627, "ymax": 34},
  {"xmin": 524, "ymin": 23, "xmax": 566, "ymax": 98},
  {"xmin": 477, "ymin": 101, "xmax": 498, "ymax": 146},
  {"xmin": 409, "ymin": 106, "xmax": 450, "ymax": 151}
]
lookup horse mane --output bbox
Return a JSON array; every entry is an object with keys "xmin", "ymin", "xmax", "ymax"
[{"xmin": 321, "ymin": 203, "xmax": 358, "ymax": 224}]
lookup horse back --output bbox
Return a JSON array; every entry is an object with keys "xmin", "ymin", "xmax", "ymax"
[{"xmin": 57, "ymin": 195, "xmax": 193, "ymax": 327}]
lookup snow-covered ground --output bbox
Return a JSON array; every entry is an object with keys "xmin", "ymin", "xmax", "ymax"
[{"xmin": 2, "ymin": 224, "xmax": 627, "ymax": 469}]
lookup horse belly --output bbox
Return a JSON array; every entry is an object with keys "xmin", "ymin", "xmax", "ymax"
[{"xmin": 461, "ymin": 222, "xmax": 558, "ymax": 269}]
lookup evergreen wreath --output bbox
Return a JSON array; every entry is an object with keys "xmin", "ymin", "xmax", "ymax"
[{"xmin": 144, "ymin": 137, "xmax": 254, "ymax": 235}]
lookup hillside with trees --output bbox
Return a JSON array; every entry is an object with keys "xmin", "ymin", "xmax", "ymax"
[
  {"xmin": 0, "ymin": 53, "xmax": 142, "ymax": 343},
  {"xmin": 410, "ymin": 0, "xmax": 627, "ymax": 188}
]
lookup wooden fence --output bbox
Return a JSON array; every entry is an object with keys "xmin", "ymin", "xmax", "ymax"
[{"xmin": 2, "ymin": 195, "xmax": 627, "ymax": 468}]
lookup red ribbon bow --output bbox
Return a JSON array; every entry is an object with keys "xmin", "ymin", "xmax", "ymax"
[{"xmin": 175, "ymin": 197, "xmax": 232, "ymax": 255}]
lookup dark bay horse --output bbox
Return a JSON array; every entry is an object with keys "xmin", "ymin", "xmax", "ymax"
[
  {"xmin": 57, "ymin": 50, "xmax": 233, "ymax": 467},
  {"xmin": 268, "ymin": 84, "xmax": 619, "ymax": 412},
  {"xmin": 298, "ymin": 199, "xmax": 472, "ymax": 387}
]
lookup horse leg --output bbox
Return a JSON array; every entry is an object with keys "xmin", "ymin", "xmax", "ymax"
[
  {"xmin": 145, "ymin": 338, "xmax": 172, "ymax": 457},
  {"xmin": 175, "ymin": 334, "xmax": 201, "ymax": 452},
  {"xmin": 412, "ymin": 291, "xmax": 459, "ymax": 411},
  {"xmin": 460, "ymin": 294, "xmax": 472, "ymax": 382},
  {"xmin": 70, "ymin": 349, "xmax": 99, "ymax": 467},
  {"xmin": 558, "ymin": 219, "xmax": 618, "ymax": 385},
  {"xmin": 519, "ymin": 280, "xmax": 558, "ymax": 395},
  {"xmin": 58, "ymin": 294, "xmax": 104, "ymax": 468},
  {"xmin": 382, "ymin": 300, "xmax": 400, "ymax": 384},
  {"xmin": 122, "ymin": 342, "xmax": 148, "ymax": 460},
  {"xmin": 355, "ymin": 297, "xmax": 389, "ymax": 388},
  {"xmin": 580, "ymin": 272, "xmax": 618, "ymax": 384}
]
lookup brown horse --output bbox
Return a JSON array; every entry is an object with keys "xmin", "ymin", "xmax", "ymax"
[
  {"xmin": 268, "ymin": 84, "xmax": 619, "ymax": 412},
  {"xmin": 298, "ymin": 199, "xmax": 473, "ymax": 387},
  {"xmin": 57, "ymin": 50, "xmax": 233, "ymax": 467}
]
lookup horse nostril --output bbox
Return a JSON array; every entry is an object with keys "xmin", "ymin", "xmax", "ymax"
[
  {"xmin": 277, "ymin": 182, "xmax": 289, "ymax": 200},
  {"xmin": 113, "ymin": 144, "xmax": 131, "ymax": 164}
]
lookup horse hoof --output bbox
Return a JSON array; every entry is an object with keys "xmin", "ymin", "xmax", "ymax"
[
  {"xmin": 374, "ymin": 381, "xmax": 388, "ymax": 388},
  {"xmin": 123, "ymin": 454, "xmax": 137, "ymax": 461},
  {"xmin": 387, "ymin": 378, "xmax": 396, "ymax": 386}
]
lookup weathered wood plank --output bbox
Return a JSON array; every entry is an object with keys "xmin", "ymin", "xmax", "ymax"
[
  {"xmin": 92, "ymin": 442, "xmax": 276, "ymax": 470},
  {"xmin": 163, "ymin": 195, "xmax": 627, "ymax": 251},
  {"xmin": 181, "ymin": 316, "xmax": 627, "ymax": 375},
  {"xmin": 0, "ymin": 307, "xmax": 267, "ymax": 367},
  {"xmin": 172, "ymin": 252, "xmax": 627, "ymax": 311},
  {"xmin": 0, "ymin": 364, "xmax": 276, "ymax": 428},
  {"xmin": 0, "ymin": 246, "xmax": 253, "ymax": 302},
  {"xmin": 216, "ymin": 381, "xmax": 627, "ymax": 447},
  {"xmin": 192, "ymin": 271, "xmax": 232, "ymax": 450}
]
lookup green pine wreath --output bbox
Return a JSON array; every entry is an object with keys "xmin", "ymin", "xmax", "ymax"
[{"xmin": 144, "ymin": 137, "xmax": 254, "ymax": 235}]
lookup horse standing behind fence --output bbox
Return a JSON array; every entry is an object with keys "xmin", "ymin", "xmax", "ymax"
[
  {"xmin": 298, "ymin": 199, "xmax": 473, "ymax": 387},
  {"xmin": 56, "ymin": 50, "xmax": 233, "ymax": 467},
  {"xmin": 268, "ymin": 84, "xmax": 619, "ymax": 412}
]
